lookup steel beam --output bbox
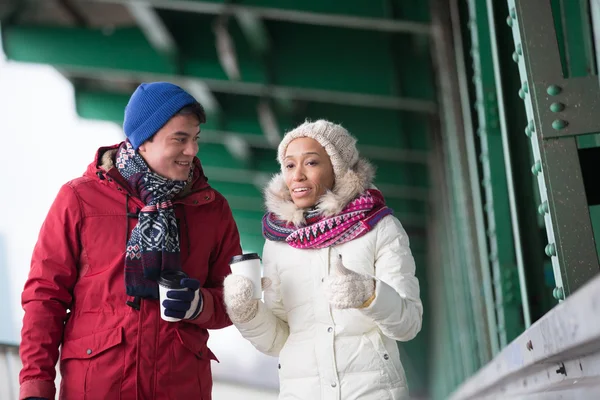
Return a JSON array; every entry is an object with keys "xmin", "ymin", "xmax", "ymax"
[
  {"xmin": 1, "ymin": 24, "xmax": 436, "ymax": 113},
  {"xmin": 82, "ymin": 0, "xmax": 432, "ymax": 35},
  {"xmin": 507, "ymin": 0, "xmax": 599, "ymax": 299}
]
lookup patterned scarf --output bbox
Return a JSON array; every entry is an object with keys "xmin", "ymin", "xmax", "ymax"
[
  {"xmin": 116, "ymin": 141, "xmax": 191, "ymax": 299},
  {"xmin": 262, "ymin": 189, "xmax": 392, "ymax": 249}
]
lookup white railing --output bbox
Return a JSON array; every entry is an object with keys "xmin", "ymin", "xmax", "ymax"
[
  {"xmin": 0, "ymin": 343, "xmax": 19, "ymax": 400},
  {"xmin": 450, "ymin": 274, "xmax": 600, "ymax": 399}
]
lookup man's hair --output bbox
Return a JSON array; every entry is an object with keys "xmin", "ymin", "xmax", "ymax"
[
  {"xmin": 145, "ymin": 102, "xmax": 206, "ymax": 143},
  {"xmin": 177, "ymin": 102, "xmax": 206, "ymax": 124}
]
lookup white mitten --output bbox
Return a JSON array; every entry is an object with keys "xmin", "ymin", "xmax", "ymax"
[
  {"xmin": 223, "ymin": 275, "xmax": 271, "ymax": 323},
  {"xmin": 324, "ymin": 255, "xmax": 375, "ymax": 309}
]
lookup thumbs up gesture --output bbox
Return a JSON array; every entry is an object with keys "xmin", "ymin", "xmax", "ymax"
[{"xmin": 324, "ymin": 254, "xmax": 376, "ymax": 309}]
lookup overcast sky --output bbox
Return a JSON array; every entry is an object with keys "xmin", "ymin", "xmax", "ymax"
[{"xmin": 0, "ymin": 50, "xmax": 278, "ymax": 390}]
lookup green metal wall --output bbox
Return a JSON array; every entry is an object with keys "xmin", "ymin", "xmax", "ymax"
[{"xmin": 428, "ymin": 0, "xmax": 600, "ymax": 398}]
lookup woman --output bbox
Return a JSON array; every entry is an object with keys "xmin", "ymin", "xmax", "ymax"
[{"xmin": 224, "ymin": 120, "xmax": 423, "ymax": 399}]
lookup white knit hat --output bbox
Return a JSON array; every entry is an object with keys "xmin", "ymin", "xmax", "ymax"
[{"xmin": 277, "ymin": 119, "xmax": 359, "ymax": 178}]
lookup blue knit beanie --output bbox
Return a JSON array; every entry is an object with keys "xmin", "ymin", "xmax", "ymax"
[{"xmin": 123, "ymin": 82, "xmax": 198, "ymax": 149}]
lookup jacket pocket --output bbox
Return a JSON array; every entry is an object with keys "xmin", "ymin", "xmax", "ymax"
[
  {"xmin": 365, "ymin": 329, "xmax": 406, "ymax": 386},
  {"xmin": 168, "ymin": 328, "xmax": 217, "ymax": 400},
  {"xmin": 59, "ymin": 326, "xmax": 125, "ymax": 400},
  {"xmin": 176, "ymin": 328, "xmax": 219, "ymax": 362}
]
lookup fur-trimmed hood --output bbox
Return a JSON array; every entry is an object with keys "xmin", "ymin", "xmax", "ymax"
[{"xmin": 264, "ymin": 158, "xmax": 375, "ymax": 226}]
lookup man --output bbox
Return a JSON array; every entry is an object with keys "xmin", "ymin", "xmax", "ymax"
[{"xmin": 19, "ymin": 82, "xmax": 242, "ymax": 399}]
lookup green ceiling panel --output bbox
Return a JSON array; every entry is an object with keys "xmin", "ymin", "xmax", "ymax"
[
  {"xmin": 75, "ymin": 90, "xmax": 128, "ymax": 123},
  {"xmin": 2, "ymin": 25, "xmax": 175, "ymax": 74},
  {"xmin": 158, "ymin": 10, "xmax": 268, "ymax": 84},
  {"xmin": 268, "ymin": 21, "xmax": 396, "ymax": 95},
  {"xmin": 370, "ymin": 159, "xmax": 429, "ymax": 187},
  {"xmin": 195, "ymin": 0, "xmax": 392, "ymax": 18},
  {"xmin": 303, "ymin": 102, "xmax": 429, "ymax": 150},
  {"xmin": 1, "ymin": 23, "xmax": 423, "ymax": 99}
]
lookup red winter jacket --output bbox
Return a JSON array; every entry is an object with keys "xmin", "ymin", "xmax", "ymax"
[{"xmin": 19, "ymin": 144, "xmax": 241, "ymax": 400}]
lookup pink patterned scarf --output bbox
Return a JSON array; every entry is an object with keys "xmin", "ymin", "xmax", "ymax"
[{"xmin": 262, "ymin": 189, "xmax": 392, "ymax": 249}]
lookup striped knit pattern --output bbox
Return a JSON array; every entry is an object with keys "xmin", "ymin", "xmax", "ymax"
[{"xmin": 262, "ymin": 189, "xmax": 392, "ymax": 249}]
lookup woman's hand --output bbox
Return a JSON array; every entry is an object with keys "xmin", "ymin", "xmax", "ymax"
[
  {"xmin": 223, "ymin": 275, "xmax": 271, "ymax": 323},
  {"xmin": 324, "ymin": 255, "xmax": 375, "ymax": 309}
]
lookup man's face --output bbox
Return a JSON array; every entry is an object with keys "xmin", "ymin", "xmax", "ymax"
[{"xmin": 138, "ymin": 114, "xmax": 200, "ymax": 181}]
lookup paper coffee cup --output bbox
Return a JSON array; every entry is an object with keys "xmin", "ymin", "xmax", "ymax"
[
  {"xmin": 158, "ymin": 270, "xmax": 189, "ymax": 322},
  {"xmin": 229, "ymin": 253, "xmax": 262, "ymax": 299}
]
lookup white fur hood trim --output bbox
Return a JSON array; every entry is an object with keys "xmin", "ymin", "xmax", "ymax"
[{"xmin": 264, "ymin": 158, "xmax": 375, "ymax": 226}]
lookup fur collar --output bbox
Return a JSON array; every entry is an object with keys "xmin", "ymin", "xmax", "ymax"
[
  {"xmin": 100, "ymin": 148, "xmax": 117, "ymax": 171},
  {"xmin": 264, "ymin": 158, "xmax": 375, "ymax": 226}
]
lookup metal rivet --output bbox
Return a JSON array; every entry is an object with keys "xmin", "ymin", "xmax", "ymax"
[
  {"xmin": 531, "ymin": 161, "xmax": 542, "ymax": 175},
  {"xmin": 552, "ymin": 119, "xmax": 568, "ymax": 130},
  {"xmin": 525, "ymin": 121, "xmax": 534, "ymax": 137},
  {"xmin": 537, "ymin": 201, "xmax": 549, "ymax": 215},
  {"xmin": 545, "ymin": 243, "xmax": 557, "ymax": 257},
  {"xmin": 553, "ymin": 287, "xmax": 565, "ymax": 300},
  {"xmin": 321, "ymin": 277, "xmax": 324, "ymax": 282},
  {"xmin": 512, "ymin": 52, "xmax": 519, "ymax": 63},
  {"xmin": 204, "ymin": 195, "xmax": 210, "ymax": 200},
  {"xmin": 550, "ymin": 102, "xmax": 565, "ymax": 112},
  {"xmin": 547, "ymin": 85, "xmax": 562, "ymax": 96},
  {"xmin": 516, "ymin": 43, "xmax": 523, "ymax": 55},
  {"xmin": 383, "ymin": 354, "xmax": 390, "ymax": 360},
  {"xmin": 327, "ymin": 327, "xmax": 333, "ymax": 333},
  {"xmin": 506, "ymin": 16, "xmax": 513, "ymax": 27},
  {"xmin": 510, "ymin": 7, "xmax": 517, "ymax": 19},
  {"xmin": 86, "ymin": 349, "xmax": 92, "ymax": 355},
  {"xmin": 331, "ymin": 382, "xmax": 337, "ymax": 388},
  {"xmin": 518, "ymin": 89, "xmax": 525, "ymax": 99},
  {"xmin": 117, "ymin": 187, "xmax": 122, "ymax": 191},
  {"xmin": 193, "ymin": 200, "xmax": 199, "ymax": 204},
  {"xmin": 522, "ymin": 82, "xmax": 529, "ymax": 93},
  {"xmin": 278, "ymin": 364, "xmax": 281, "ymax": 369}
]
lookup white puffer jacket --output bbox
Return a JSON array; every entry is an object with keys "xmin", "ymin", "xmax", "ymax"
[{"xmin": 235, "ymin": 160, "xmax": 423, "ymax": 400}]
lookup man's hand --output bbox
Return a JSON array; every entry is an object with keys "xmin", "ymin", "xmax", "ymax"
[{"xmin": 162, "ymin": 278, "xmax": 203, "ymax": 320}]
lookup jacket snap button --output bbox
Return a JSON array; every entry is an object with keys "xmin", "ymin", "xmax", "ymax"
[
  {"xmin": 193, "ymin": 200, "xmax": 199, "ymax": 205},
  {"xmin": 321, "ymin": 278, "xmax": 324, "ymax": 283},
  {"xmin": 108, "ymin": 178, "xmax": 113, "ymax": 182},
  {"xmin": 86, "ymin": 349, "xmax": 92, "ymax": 355},
  {"xmin": 327, "ymin": 327, "xmax": 333, "ymax": 333},
  {"xmin": 331, "ymin": 382, "xmax": 337, "ymax": 388},
  {"xmin": 204, "ymin": 195, "xmax": 210, "ymax": 200},
  {"xmin": 278, "ymin": 364, "xmax": 281, "ymax": 369},
  {"xmin": 383, "ymin": 354, "xmax": 389, "ymax": 360},
  {"xmin": 117, "ymin": 187, "xmax": 122, "ymax": 191}
]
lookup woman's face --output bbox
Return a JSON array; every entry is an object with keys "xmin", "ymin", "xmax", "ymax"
[{"xmin": 283, "ymin": 137, "xmax": 335, "ymax": 208}]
